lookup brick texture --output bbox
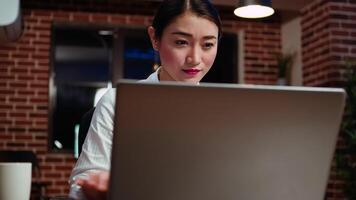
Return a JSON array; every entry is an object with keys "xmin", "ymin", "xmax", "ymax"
[
  {"xmin": 0, "ymin": 1, "xmax": 281, "ymax": 198},
  {"xmin": 302, "ymin": 0, "xmax": 356, "ymax": 200},
  {"xmin": 302, "ymin": 0, "xmax": 356, "ymax": 87},
  {"xmin": 244, "ymin": 22, "xmax": 281, "ymax": 84}
]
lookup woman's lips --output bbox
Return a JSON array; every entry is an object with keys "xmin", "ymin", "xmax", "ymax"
[{"xmin": 182, "ymin": 69, "xmax": 201, "ymax": 76}]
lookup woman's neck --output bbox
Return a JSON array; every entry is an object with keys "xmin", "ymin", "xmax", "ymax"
[{"xmin": 158, "ymin": 67, "xmax": 175, "ymax": 82}]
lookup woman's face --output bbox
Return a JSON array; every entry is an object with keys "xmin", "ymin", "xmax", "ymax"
[{"xmin": 150, "ymin": 12, "xmax": 219, "ymax": 84}]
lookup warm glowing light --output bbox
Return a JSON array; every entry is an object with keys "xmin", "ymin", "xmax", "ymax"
[{"xmin": 234, "ymin": 5, "xmax": 274, "ymax": 19}]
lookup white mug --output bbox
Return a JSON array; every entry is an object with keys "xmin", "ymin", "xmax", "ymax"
[{"xmin": 0, "ymin": 162, "xmax": 32, "ymax": 200}]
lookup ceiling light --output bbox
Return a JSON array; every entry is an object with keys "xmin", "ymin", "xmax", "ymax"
[
  {"xmin": 234, "ymin": 0, "xmax": 275, "ymax": 19},
  {"xmin": 98, "ymin": 30, "xmax": 113, "ymax": 36}
]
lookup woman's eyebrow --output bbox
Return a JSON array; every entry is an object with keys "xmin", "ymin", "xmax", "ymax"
[
  {"xmin": 203, "ymin": 35, "xmax": 217, "ymax": 40},
  {"xmin": 171, "ymin": 31, "xmax": 217, "ymax": 39},
  {"xmin": 171, "ymin": 31, "xmax": 192, "ymax": 37}
]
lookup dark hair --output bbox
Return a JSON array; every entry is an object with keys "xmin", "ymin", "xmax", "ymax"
[{"xmin": 152, "ymin": 0, "xmax": 222, "ymax": 40}]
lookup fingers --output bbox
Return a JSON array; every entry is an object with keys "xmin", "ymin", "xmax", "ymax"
[
  {"xmin": 74, "ymin": 178, "xmax": 84, "ymax": 186},
  {"xmin": 75, "ymin": 171, "xmax": 109, "ymax": 200},
  {"xmin": 88, "ymin": 172, "xmax": 109, "ymax": 191},
  {"xmin": 97, "ymin": 173, "xmax": 109, "ymax": 191}
]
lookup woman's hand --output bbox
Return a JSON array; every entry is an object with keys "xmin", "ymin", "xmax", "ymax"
[{"xmin": 75, "ymin": 170, "xmax": 110, "ymax": 200}]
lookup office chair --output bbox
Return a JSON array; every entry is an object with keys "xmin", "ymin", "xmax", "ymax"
[{"xmin": 0, "ymin": 150, "xmax": 49, "ymax": 200}]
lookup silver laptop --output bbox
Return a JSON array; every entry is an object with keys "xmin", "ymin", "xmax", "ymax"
[{"xmin": 109, "ymin": 80, "xmax": 345, "ymax": 200}]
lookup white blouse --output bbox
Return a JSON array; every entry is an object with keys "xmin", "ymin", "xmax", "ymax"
[{"xmin": 69, "ymin": 70, "xmax": 160, "ymax": 199}]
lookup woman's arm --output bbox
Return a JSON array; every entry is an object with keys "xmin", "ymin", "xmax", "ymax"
[{"xmin": 68, "ymin": 88, "xmax": 116, "ymax": 200}]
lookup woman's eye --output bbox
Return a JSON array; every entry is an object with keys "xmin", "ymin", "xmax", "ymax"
[
  {"xmin": 203, "ymin": 42, "xmax": 215, "ymax": 49},
  {"xmin": 175, "ymin": 40, "xmax": 188, "ymax": 46}
]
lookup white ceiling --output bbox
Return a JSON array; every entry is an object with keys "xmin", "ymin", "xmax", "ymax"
[{"xmin": 211, "ymin": 0, "xmax": 315, "ymax": 12}]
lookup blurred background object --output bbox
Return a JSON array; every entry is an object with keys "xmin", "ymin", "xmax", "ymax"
[{"xmin": 0, "ymin": 0, "xmax": 22, "ymax": 42}]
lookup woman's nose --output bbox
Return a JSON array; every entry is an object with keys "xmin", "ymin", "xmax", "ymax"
[{"xmin": 186, "ymin": 46, "xmax": 201, "ymax": 66}]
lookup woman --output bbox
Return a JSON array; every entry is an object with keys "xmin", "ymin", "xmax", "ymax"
[{"xmin": 69, "ymin": 0, "xmax": 222, "ymax": 199}]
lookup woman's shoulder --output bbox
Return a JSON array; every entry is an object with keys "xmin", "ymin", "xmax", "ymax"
[
  {"xmin": 100, "ymin": 88, "xmax": 116, "ymax": 105},
  {"xmin": 94, "ymin": 88, "xmax": 116, "ymax": 118},
  {"xmin": 140, "ymin": 68, "xmax": 160, "ymax": 83}
]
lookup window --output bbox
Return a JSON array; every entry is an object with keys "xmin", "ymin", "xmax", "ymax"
[
  {"xmin": 50, "ymin": 26, "xmax": 113, "ymax": 152},
  {"xmin": 50, "ymin": 25, "xmax": 238, "ymax": 153}
]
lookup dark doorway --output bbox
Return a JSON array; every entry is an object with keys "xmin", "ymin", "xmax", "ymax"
[{"xmin": 202, "ymin": 32, "xmax": 238, "ymax": 83}]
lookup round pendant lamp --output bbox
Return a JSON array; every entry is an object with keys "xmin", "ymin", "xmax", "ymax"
[{"xmin": 234, "ymin": 0, "xmax": 275, "ymax": 19}]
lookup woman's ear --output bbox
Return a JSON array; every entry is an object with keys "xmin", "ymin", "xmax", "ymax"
[{"xmin": 147, "ymin": 26, "xmax": 159, "ymax": 51}]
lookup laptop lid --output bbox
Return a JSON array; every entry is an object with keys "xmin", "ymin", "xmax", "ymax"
[{"xmin": 109, "ymin": 80, "xmax": 345, "ymax": 200}]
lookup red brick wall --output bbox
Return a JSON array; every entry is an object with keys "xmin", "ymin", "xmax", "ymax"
[
  {"xmin": 0, "ymin": 2, "xmax": 280, "ymax": 198},
  {"xmin": 243, "ymin": 22, "xmax": 281, "ymax": 84},
  {"xmin": 302, "ymin": 0, "xmax": 356, "ymax": 87},
  {"xmin": 218, "ymin": 6, "xmax": 281, "ymax": 84},
  {"xmin": 302, "ymin": 0, "xmax": 356, "ymax": 199}
]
